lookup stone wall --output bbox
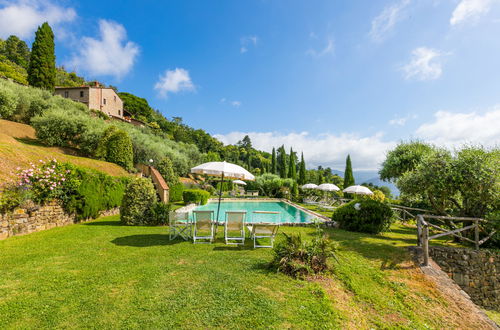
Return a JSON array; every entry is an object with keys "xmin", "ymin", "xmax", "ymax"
[
  {"xmin": 430, "ymin": 246, "xmax": 499, "ymax": 310},
  {"xmin": 0, "ymin": 201, "xmax": 119, "ymax": 240}
]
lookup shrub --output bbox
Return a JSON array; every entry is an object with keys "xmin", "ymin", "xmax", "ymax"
[
  {"xmin": 120, "ymin": 178, "xmax": 157, "ymax": 225},
  {"xmin": 169, "ymin": 183, "xmax": 184, "ymax": 202},
  {"xmin": 103, "ymin": 129, "xmax": 134, "ymax": 170},
  {"xmin": 332, "ymin": 200, "xmax": 393, "ymax": 234},
  {"xmin": 269, "ymin": 227, "xmax": 338, "ymax": 279},
  {"xmin": 183, "ymin": 189, "xmax": 210, "ymax": 205},
  {"xmin": 156, "ymin": 157, "xmax": 178, "ymax": 186},
  {"xmin": 0, "ymin": 83, "xmax": 18, "ymax": 119},
  {"xmin": 0, "ymin": 187, "xmax": 32, "ymax": 213},
  {"xmin": 369, "ymin": 190, "xmax": 386, "ymax": 202},
  {"xmin": 148, "ymin": 202, "xmax": 170, "ymax": 225}
]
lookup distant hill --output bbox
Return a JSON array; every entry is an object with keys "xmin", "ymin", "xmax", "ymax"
[{"xmin": 332, "ymin": 169, "xmax": 399, "ymax": 196}]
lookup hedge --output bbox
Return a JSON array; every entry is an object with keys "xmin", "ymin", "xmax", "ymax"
[
  {"xmin": 65, "ymin": 169, "xmax": 129, "ymax": 220},
  {"xmin": 332, "ymin": 199, "xmax": 393, "ymax": 234},
  {"xmin": 183, "ymin": 189, "xmax": 210, "ymax": 205},
  {"xmin": 169, "ymin": 183, "xmax": 184, "ymax": 202}
]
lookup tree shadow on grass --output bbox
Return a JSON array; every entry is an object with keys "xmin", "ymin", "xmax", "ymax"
[
  {"xmin": 111, "ymin": 234, "xmax": 182, "ymax": 247},
  {"xmin": 84, "ymin": 220, "xmax": 123, "ymax": 226}
]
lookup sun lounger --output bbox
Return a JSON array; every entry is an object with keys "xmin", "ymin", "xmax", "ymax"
[
  {"xmin": 193, "ymin": 210, "xmax": 215, "ymax": 244},
  {"xmin": 169, "ymin": 211, "xmax": 191, "ymax": 241},
  {"xmin": 247, "ymin": 211, "xmax": 280, "ymax": 248},
  {"xmin": 224, "ymin": 211, "xmax": 246, "ymax": 245}
]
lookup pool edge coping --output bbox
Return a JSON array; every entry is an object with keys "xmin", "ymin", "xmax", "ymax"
[{"xmin": 202, "ymin": 197, "xmax": 332, "ymax": 224}]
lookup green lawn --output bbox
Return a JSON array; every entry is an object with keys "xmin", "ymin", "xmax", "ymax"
[{"xmin": 0, "ymin": 215, "xmax": 495, "ymax": 329}]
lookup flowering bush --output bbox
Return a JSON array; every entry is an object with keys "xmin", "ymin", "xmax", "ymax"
[{"xmin": 16, "ymin": 159, "xmax": 78, "ymax": 204}]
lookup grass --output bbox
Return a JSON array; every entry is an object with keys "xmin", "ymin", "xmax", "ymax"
[
  {"xmin": 0, "ymin": 215, "xmax": 494, "ymax": 329},
  {"xmin": 0, "ymin": 119, "xmax": 129, "ymax": 182}
]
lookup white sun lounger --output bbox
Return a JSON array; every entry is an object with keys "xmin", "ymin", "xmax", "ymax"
[
  {"xmin": 224, "ymin": 211, "xmax": 246, "ymax": 245},
  {"xmin": 247, "ymin": 211, "xmax": 280, "ymax": 248},
  {"xmin": 193, "ymin": 210, "xmax": 215, "ymax": 244}
]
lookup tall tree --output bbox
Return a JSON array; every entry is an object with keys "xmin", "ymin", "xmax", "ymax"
[
  {"xmin": 28, "ymin": 22, "xmax": 56, "ymax": 90},
  {"xmin": 278, "ymin": 145, "xmax": 288, "ymax": 178},
  {"xmin": 343, "ymin": 154, "xmax": 355, "ymax": 188},
  {"xmin": 298, "ymin": 152, "xmax": 306, "ymax": 185},
  {"xmin": 288, "ymin": 147, "xmax": 297, "ymax": 180},
  {"xmin": 271, "ymin": 147, "xmax": 277, "ymax": 174},
  {"xmin": 3, "ymin": 35, "xmax": 30, "ymax": 69}
]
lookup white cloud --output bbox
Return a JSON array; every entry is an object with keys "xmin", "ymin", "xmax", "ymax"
[
  {"xmin": 389, "ymin": 114, "xmax": 418, "ymax": 126},
  {"xmin": 306, "ymin": 38, "xmax": 334, "ymax": 58},
  {"xmin": 240, "ymin": 35, "xmax": 258, "ymax": 53},
  {"xmin": 450, "ymin": 0, "xmax": 494, "ymax": 25},
  {"xmin": 220, "ymin": 98, "xmax": 241, "ymax": 108},
  {"xmin": 154, "ymin": 68, "xmax": 195, "ymax": 98},
  {"xmin": 401, "ymin": 47, "xmax": 447, "ymax": 81},
  {"xmin": 416, "ymin": 107, "xmax": 500, "ymax": 146},
  {"xmin": 214, "ymin": 131, "xmax": 396, "ymax": 171},
  {"xmin": 0, "ymin": 0, "xmax": 76, "ymax": 39},
  {"xmin": 369, "ymin": 0, "xmax": 411, "ymax": 42},
  {"xmin": 67, "ymin": 20, "xmax": 139, "ymax": 79}
]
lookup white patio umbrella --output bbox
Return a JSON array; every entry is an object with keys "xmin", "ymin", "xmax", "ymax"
[
  {"xmin": 191, "ymin": 161, "xmax": 255, "ymax": 221},
  {"xmin": 343, "ymin": 185, "xmax": 373, "ymax": 195},
  {"xmin": 317, "ymin": 183, "xmax": 340, "ymax": 192},
  {"xmin": 301, "ymin": 183, "xmax": 318, "ymax": 189},
  {"xmin": 233, "ymin": 179, "xmax": 247, "ymax": 186}
]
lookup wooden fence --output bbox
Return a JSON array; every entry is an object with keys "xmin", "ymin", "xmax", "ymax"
[{"xmin": 416, "ymin": 214, "xmax": 497, "ymax": 266}]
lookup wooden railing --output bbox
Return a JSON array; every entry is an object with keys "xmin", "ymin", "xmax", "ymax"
[
  {"xmin": 417, "ymin": 214, "xmax": 497, "ymax": 266},
  {"xmin": 389, "ymin": 204, "xmax": 432, "ymax": 223}
]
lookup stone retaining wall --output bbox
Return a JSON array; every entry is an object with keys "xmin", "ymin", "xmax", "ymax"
[
  {"xmin": 0, "ymin": 201, "xmax": 119, "ymax": 240},
  {"xmin": 429, "ymin": 246, "xmax": 499, "ymax": 310}
]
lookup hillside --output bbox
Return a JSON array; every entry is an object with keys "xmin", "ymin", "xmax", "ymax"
[{"xmin": 0, "ymin": 119, "xmax": 129, "ymax": 182}]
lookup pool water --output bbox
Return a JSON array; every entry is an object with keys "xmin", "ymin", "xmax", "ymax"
[{"xmin": 194, "ymin": 201, "xmax": 318, "ymax": 224}]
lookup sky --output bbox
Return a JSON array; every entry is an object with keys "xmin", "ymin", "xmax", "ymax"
[{"xmin": 1, "ymin": 0, "xmax": 499, "ymax": 171}]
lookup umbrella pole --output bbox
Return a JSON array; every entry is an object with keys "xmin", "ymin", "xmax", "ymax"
[{"xmin": 216, "ymin": 172, "xmax": 224, "ymax": 223}]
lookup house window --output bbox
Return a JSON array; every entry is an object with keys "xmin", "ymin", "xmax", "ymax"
[
  {"xmin": 64, "ymin": 91, "xmax": 69, "ymax": 98},
  {"xmin": 114, "ymin": 95, "xmax": 117, "ymax": 102},
  {"xmin": 80, "ymin": 91, "xmax": 84, "ymax": 97},
  {"xmin": 103, "ymin": 98, "xmax": 106, "ymax": 105},
  {"xmin": 118, "ymin": 110, "xmax": 121, "ymax": 116}
]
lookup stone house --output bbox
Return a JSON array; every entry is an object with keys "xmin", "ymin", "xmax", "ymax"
[{"xmin": 54, "ymin": 82, "xmax": 124, "ymax": 119}]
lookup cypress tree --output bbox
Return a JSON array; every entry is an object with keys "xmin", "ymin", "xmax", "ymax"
[
  {"xmin": 271, "ymin": 147, "xmax": 277, "ymax": 174},
  {"xmin": 343, "ymin": 154, "xmax": 355, "ymax": 188},
  {"xmin": 28, "ymin": 22, "xmax": 56, "ymax": 90},
  {"xmin": 298, "ymin": 152, "xmax": 306, "ymax": 185},
  {"xmin": 278, "ymin": 145, "xmax": 287, "ymax": 178},
  {"xmin": 288, "ymin": 147, "xmax": 297, "ymax": 180}
]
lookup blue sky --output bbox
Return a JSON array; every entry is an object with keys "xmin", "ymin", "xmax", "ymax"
[{"xmin": 1, "ymin": 0, "xmax": 499, "ymax": 170}]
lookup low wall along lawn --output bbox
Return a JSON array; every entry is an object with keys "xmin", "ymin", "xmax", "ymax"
[
  {"xmin": 429, "ymin": 246, "xmax": 499, "ymax": 310},
  {"xmin": 0, "ymin": 201, "xmax": 119, "ymax": 240}
]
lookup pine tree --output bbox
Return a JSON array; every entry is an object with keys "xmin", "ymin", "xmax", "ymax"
[
  {"xmin": 3, "ymin": 35, "xmax": 30, "ymax": 69},
  {"xmin": 28, "ymin": 22, "xmax": 56, "ymax": 90},
  {"xmin": 271, "ymin": 147, "xmax": 277, "ymax": 174},
  {"xmin": 343, "ymin": 154, "xmax": 355, "ymax": 188},
  {"xmin": 288, "ymin": 147, "xmax": 297, "ymax": 180},
  {"xmin": 298, "ymin": 152, "xmax": 306, "ymax": 185}
]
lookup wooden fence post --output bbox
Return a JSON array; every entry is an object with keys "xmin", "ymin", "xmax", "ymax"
[
  {"xmin": 422, "ymin": 224, "xmax": 429, "ymax": 267},
  {"xmin": 417, "ymin": 215, "xmax": 423, "ymax": 247}
]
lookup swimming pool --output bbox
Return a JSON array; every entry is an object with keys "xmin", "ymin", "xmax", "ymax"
[{"xmin": 194, "ymin": 200, "xmax": 319, "ymax": 224}]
